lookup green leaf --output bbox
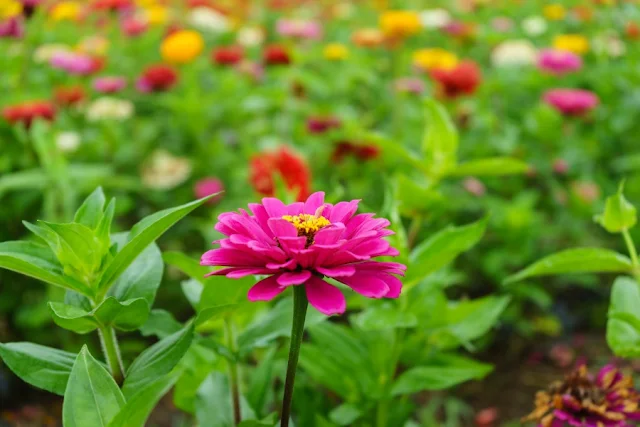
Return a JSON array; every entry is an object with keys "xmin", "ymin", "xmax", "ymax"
[
  {"xmin": 196, "ymin": 372, "xmax": 256, "ymax": 427},
  {"xmin": 122, "ymin": 322, "xmax": 195, "ymax": 399},
  {"xmin": 0, "ymin": 342, "xmax": 76, "ymax": 395},
  {"xmin": 195, "ymin": 276, "xmax": 256, "ymax": 325},
  {"xmin": 74, "ymin": 187, "xmax": 106, "ymax": 229},
  {"xmin": 505, "ymin": 248, "xmax": 633, "ymax": 284},
  {"xmin": 163, "ymin": 251, "xmax": 211, "ymax": 285},
  {"xmin": 108, "ymin": 233, "xmax": 163, "ymax": 306},
  {"xmin": 98, "ymin": 196, "xmax": 213, "ymax": 292},
  {"xmin": 63, "ymin": 346, "xmax": 125, "ymax": 427},
  {"xmin": 607, "ymin": 277, "xmax": 640, "ymax": 358},
  {"xmin": 108, "ymin": 372, "xmax": 179, "ymax": 427},
  {"xmin": 391, "ymin": 354, "xmax": 492, "ymax": 395},
  {"xmin": 329, "ymin": 404, "xmax": 362, "ymax": 426},
  {"xmin": 139, "ymin": 309, "xmax": 183, "ymax": 339},
  {"xmin": 408, "ymin": 218, "xmax": 487, "ymax": 283},
  {"xmin": 237, "ymin": 415, "xmax": 278, "ymax": 427},
  {"xmin": 0, "ymin": 241, "xmax": 91, "ymax": 295},
  {"xmin": 353, "ymin": 304, "xmax": 417, "ymax": 330},
  {"xmin": 422, "ymin": 98, "xmax": 458, "ymax": 178},
  {"xmin": 595, "ymin": 183, "xmax": 637, "ymax": 233},
  {"xmin": 246, "ymin": 347, "xmax": 277, "ymax": 417},
  {"xmin": 238, "ymin": 296, "xmax": 326, "ymax": 352},
  {"xmin": 446, "ymin": 157, "xmax": 529, "ymax": 177},
  {"xmin": 49, "ymin": 297, "xmax": 150, "ymax": 334},
  {"xmin": 182, "ymin": 279, "xmax": 204, "ymax": 309}
]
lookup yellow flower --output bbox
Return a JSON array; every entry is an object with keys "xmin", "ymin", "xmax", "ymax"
[
  {"xmin": 323, "ymin": 43, "xmax": 349, "ymax": 61},
  {"xmin": 143, "ymin": 5, "xmax": 169, "ymax": 26},
  {"xmin": 49, "ymin": 1, "xmax": 81, "ymax": 22},
  {"xmin": 379, "ymin": 10, "xmax": 421, "ymax": 39},
  {"xmin": 412, "ymin": 48, "xmax": 458, "ymax": 71},
  {"xmin": 0, "ymin": 0, "xmax": 22, "ymax": 20},
  {"xmin": 543, "ymin": 4, "xmax": 566, "ymax": 21},
  {"xmin": 553, "ymin": 34, "xmax": 589, "ymax": 55},
  {"xmin": 161, "ymin": 30, "xmax": 204, "ymax": 64},
  {"xmin": 76, "ymin": 36, "xmax": 109, "ymax": 55},
  {"xmin": 351, "ymin": 28, "xmax": 385, "ymax": 48}
]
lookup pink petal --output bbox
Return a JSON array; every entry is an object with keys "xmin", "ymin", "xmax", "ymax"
[
  {"xmin": 313, "ymin": 223, "xmax": 345, "ymax": 245},
  {"xmin": 304, "ymin": 192, "xmax": 325, "ymax": 214},
  {"xmin": 379, "ymin": 274, "xmax": 402, "ymax": 298},
  {"xmin": 328, "ymin": 200, "xmax": 359, "ymax": 223},
  {"xmin": 316, "ymin": 265, "xmax": 356, "ymax": 278},
  {"xmin": 286, "ymin": 202, "xmax": 304, "ymax": 216},
  {"xmin": 248, "ymin": 275, "xmax": 286, "ymax": 301},
  {"xmin": 277, "ymin": 270, "xmax": 312, "ymax": 286},
  {"xmin": 262, "ymin": 198, "xmax": 287, "ymax": 218},
  {"xmin": 305, "ymin": 276, "xmax": 346, "ymax": 316},
  {"xmin": 339, "ymin": 274, "xmax": 389, "ymax": 298},
  {"xmin": 268, "ymin": 218, "xmax": 298, "ymax": 238},
  {"xmin": 201, "ymin": 248, "xmax": 266, "ymax": 267},
  {"xmin": 205, "ymin": 267, "xmax": 272, "ymax": 278}
]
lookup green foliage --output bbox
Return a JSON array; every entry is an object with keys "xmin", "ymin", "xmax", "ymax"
[
  {"xmin": 607, "ymin": 277, "xmax": 640, "ymax": 358},
  {"xmin": 595, "ymin": 183, "xmax": 637, "ymax": 233}
]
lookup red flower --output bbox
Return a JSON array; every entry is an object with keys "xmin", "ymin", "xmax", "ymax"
[
  {"xmin": 626, "ymin": 22, "xmax": 640, "ymax": 40},
  {"xmin": 429, "ymin": 60, "xmax": 481, "ymax": 99},
  {"xmin": 249, "ymin": 146, "xmax": 311, "ymax": 201},
  {"xmin": 54, "ymin": 85, "xmax": 85, "ymax": 107},
  {"xmin": 212, "ymin": 46, "xmax": 244, "ymax": 66},
  {"xmin": 331, "ymin": 141, "xmax": 380, "ymax": 163},
  {"xmin": 137, "ymin": 64, "xmax": 178, "ymax": 93},
  {"xmin": 2, "ymin": 101, "xmax": 55, "ymax": 128},
  {"xmin": 263, "ymin": 44, "xmax": 291, "ymax": 66},
  {"xmin": 91, "ymin": 0, "xmax": 132, "ymax": 11},
  {"xmin": 306, "ymin": 116, "xmax": 341, "ymax": 134}
]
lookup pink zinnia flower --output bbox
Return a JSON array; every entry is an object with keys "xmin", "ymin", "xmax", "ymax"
[
  {"xmin": 121, "ymin": 16, "xmax": 147, "ymax": 37},
  {"xmin": 50, "ymin": 52, "xmax": 97, "ymax": 75},
  {"xmin": 537, "ymin": 49, "xmax": 583, "ymax": 75},
  {"xmin": 276, "ymin": 19, "xmax": 323, "ymax": 40},
  {"xmin": 194, "ymin": 177, "xmax": 224, "ymax": 205},
  {"xmin": 93, "ymin": 76, "xmax": 126, "ymax": 93},
  {"xmin": 543, "ymin": 88, "xmax": 599, "ymax": 116},
  {"xmin": 0, "ymin": 17, "xmax": 23, "ymax": 38},
  {"xmin": 201, "ymin": 192, "xmax": 406, "ymax": 315}
]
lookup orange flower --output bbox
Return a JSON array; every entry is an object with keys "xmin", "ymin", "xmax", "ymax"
[
  {"xmin": 379, "ymin": 10, "xmax": 421, "ymax": 40},
  {"xmin": 351, "ymin": 28, "xmax": 384, "ymax": 48}
]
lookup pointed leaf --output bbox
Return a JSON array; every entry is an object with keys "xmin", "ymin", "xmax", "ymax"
[
  {"xmin": 506, "ymin": 248, "xmax": 633, "ymax": 284},
  {"xmin": 122, "ymin": 322, "xmax": 195, "ymax": 398},
  {"xmin": 98, "ymin": 196, "xmax": 214, "ymax": 291},
  {"xmin": 49, "ymin": 297, "xmax": 150, "ymax": 334},
  {"xmin": 74, "ymin": 187, "xmax": 106, "ymax": 229},
  {"xmin": 0, "ymin": 342, "xmax": 76, "ymax": 395},
  {"xmin": 163, "ymin": 251, "xmax": 210, "ymax": 285},
  {"xmin": 63, "ymin": 346, "xmax": 125, "ymax": 427},
  {"xmin": 422, "ymin": 99, "xmax": 458, "ymax": 178},
  {"xmin": 595, "ymin": 184, "xmax": 637, "ymax": 233}
]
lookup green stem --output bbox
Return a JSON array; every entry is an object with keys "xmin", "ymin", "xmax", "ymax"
[
  {"xmin": 623, "ymin": 229, "xmax": 639, "ymax": 267},
  {"xmin": 376, "ymin": 329, "xmax": 405, "ymax": 427},
  {"xmin": 224, "ymin": 320, "xmax": 241, "ymax": 425},
  {"xmin": 98, "ymin": 326, "xmax": 125, "ymax": 385},
  {"xmin": 281, "ymin": 285, "xmax": 309, "ymax": 427}
]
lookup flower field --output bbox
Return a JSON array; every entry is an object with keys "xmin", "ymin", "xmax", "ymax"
[{"xmin": 2, "ymin": 0, "xmax": 640, "ymax": 426}]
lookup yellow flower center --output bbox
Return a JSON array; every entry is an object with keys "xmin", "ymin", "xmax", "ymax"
[{"xmin": 282, "ymin": 214, "xmax": 331, "ymax": 243}]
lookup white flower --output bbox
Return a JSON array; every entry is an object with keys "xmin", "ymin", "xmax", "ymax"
[
  {"xmin": 55, "ymin": 131, "xmax": 81, "ymax": 153},
  {"xmin": 85, "ymin": 97, "xmax": 134, "ymax": 122},
  {"xmin": 236, "ymin": 26, "xmax": 265, "ymax": 47},
  {"xmin": 593, "ymin": 33, "xmax": 626, "ymax": 57},
  {"xmin": 33, "ymin": 43, "xmax": 70, "ymax": 63},
  {"xmin": 419, "ymin": 9, "xmax": 451, "ymax": 29},
  {"xmin": 141, "ymin": 149, "xmax": 192, "ymax": 190},
  {"xmin": 521, "ymin": 16, "xmax": 547, "ymax": 37},
  {"xmin": 187, "ymin": 7, "xmax": 229, "ymax": 33},
  {"xmin": 491, "ymin": 39, "xmax": 538, "ymax": 67}
]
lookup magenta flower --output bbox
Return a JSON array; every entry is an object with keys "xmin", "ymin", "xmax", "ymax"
[
  {"xmin": 276, "ymin": 19, "xmax": 323, "ymax": 40},
  {"xmin": 0, "ymin": 17, "xmax": 23, "ymax": 38},
  {"xmin": 93, "ymin": 76, "xmax": 127, "ymax": 93},
  {"xmin": 194, "ymin": 177, "xmax": 224, "ymax": 205},
  {"xmin": 543, "ymin": 88, "xmax": 599, "ymax": 116},
  {"xmin": 50, "ymin": 52, "xmax": 95, "ymax": 75},
  {"xmin": 201, "ymin": 192, "xmax": 406, "ymax": 315},
  {"xmin": 537, "ymin": 49, "xmax": 583, "ymax": 75}
]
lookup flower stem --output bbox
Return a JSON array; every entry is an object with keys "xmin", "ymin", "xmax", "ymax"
[
  {"xmin": 224, "ymin": 319, "xmax": 241, "ymax": 425},
  {"xmin": 623, "ymin": 229, "xmax": 640, "ymax": 282},
  {"xmin": 281, "ymin": 285, "xmax": 309, "ymax": 427},
  {"xmin": 98, "ymin": 326, "xmax": 125, "ymax": 385}
]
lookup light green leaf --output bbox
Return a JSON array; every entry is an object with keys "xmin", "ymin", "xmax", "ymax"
[
  {"xmin": 108, "ymin": 233, "xmax": 163, "ymax": 306},
  {"xmin": 163, "ymin": 251, "xmax": 210, "ymax": 285},
  {"xmin": 49, "ymin": 297, "xmax": 150, "ymax": 334},
  {"xmin": 595, "ymin": 183, "xmax": 637, "ymax": 233},
  {"xmin": 446, "ymin": 157, "xmax": 529, "ymax": 177},
  {"xmin": 98, "ymin": 196, "xmax": 214, "ymax": 292},
  {"xmin": 505, "ymin": 248, "xmax": 633, "ymax": 284},
  {"xmin": 408, "ymin": 218, "xmax": 487, "ymax": 283},
  {"xmin": 246, "ymin": 347, "xmax": 277, "ymax": 417},
  {"xmin": 182, "ymin": 279, "xmax": 204, "ymax": 309},
  {"xmin": 353, "ymin": 304, "xmax": 417, "ymax": 330},
  {"xmin": 391, "ymin": 354, "xmax": 492, "ymax": 395},
  {"xmin": 0, "ymin": 342, "xmax": 76, "ymax": 395},
  {"xmin": 74, "ymin": 187, "xmax": 106, "ymax": 229},
  {"xmin": 195, "ymin": 276, "xmax": 256, "ymax": 325},
  {"xmin": 108, "ymin": 372, "xmax": 179, "ymax": 427},
  {"xmin": 63, "ymin": 346, "xmax": 125, "ymax": 427},
  {"xmin": 329, "ymin": 404, "xmax": 362, "ymax": 426},
  {"xmin": 139, "ymin": 309, "xmax": 183, "ymax": 339},
  {"xmin": 196, "ymin": 372, "xmax": 256, "ymax": 427},
  {"xmin": 122, "ymin": 322, "xmax": 194, "ymax": 398},
  {"xmin": 422, "ymin": 99, "xmax": 458, "ymax": 178},
  {"xmin": 607, "ymin": 276, "xmax": 640, "ymax": 358},
  {"xmin": 0, "ymin": 241, "xmax": 91, "ymax": 295}
]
